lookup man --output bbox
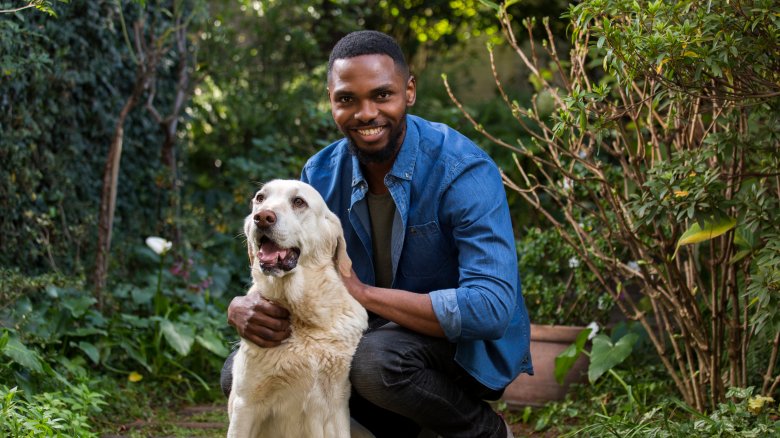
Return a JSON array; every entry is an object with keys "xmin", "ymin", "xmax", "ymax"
[{"xmin": 224, "ymin": 30, "xmax": 532, "ymax": 438}]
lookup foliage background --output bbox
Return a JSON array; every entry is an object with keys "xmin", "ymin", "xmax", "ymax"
[
  {"xmin": 0, "ymin": 0, "xmax": 569, "ymax": 433},
  {"xmin": 2, "ymin": 0, "xmax": 777, "ymax": 435}
]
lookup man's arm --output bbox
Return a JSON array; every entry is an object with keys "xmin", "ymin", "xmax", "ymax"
[
  {"xmin": 340, "ymin": 269, "xmax": 445, "ymax": 337},
  {"xmin": 430, "ymin": 155, "xmax": 519, "ymax": 341}
]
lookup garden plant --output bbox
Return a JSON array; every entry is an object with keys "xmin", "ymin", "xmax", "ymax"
[{"xmin": 448, "ymin": 0, "xmax": 780, "ymax": 418}]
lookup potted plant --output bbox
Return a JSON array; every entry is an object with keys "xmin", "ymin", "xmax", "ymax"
[{"xmin": 503, "ymin": 226, "xmax": 614, "ymax": 407}]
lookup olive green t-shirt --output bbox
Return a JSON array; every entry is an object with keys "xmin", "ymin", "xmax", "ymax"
[{"xmin": 366, "ymin": 191, "xmax": 395, "ymax": 289}]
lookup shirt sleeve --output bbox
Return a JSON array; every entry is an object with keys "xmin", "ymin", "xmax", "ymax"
[
  {"xmin": 429, "ymin": 288, "xmax": 461, "ymax": 341},
  {"xmin": 430, "ymin": 155, "xmax": 519, "ymax": 341}
]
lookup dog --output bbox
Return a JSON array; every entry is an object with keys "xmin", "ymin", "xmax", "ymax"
[{"xmin": 227, "ymin": 179, "xmax": 369, "ymax": 438}]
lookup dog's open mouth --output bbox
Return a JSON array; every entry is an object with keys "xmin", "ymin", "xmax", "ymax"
[{"xmin": 257, "ymin": 236, "xmax": 300, "ymax": 273}]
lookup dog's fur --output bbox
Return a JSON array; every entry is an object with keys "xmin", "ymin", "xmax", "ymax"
[{"xmin": 227, "ymin": 179, "xmax": 368, "ymax": 438}]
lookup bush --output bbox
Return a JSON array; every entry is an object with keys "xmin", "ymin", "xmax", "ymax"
[
  {"xmin": 0, "ymin": 385, "xmax": 105, "ymax": 438},
  {"xmin": 450, "ymin": 0, "xmax": 780, "ymax": 411},
  {"xmin": 518, "ymin": 226, "xmax": 613, "ymax": 326}
]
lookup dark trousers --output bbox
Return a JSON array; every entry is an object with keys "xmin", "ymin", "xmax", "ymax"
[{"xmin": 220, "ymin": 322, "xmax": 507, "ymax": 438}]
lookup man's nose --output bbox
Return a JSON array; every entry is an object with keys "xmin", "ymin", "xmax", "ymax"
[{"xmin": 354, "ymin": 100, "xmax": 378, "ymax": 123}]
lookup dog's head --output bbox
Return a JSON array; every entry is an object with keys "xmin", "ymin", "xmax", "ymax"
[{"xmin": 244, "ymin": 179, "xmax": 351, "ymax": 278}]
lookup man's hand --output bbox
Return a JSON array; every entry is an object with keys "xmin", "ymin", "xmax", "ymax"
[{"xmin": 227, "ymin": 295, "xmax": 291, "ymax": 347}]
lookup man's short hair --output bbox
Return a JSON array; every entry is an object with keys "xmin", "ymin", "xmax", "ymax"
[{"xmin": 327, "ymin": 30, "xmax": 410, "ymax": 78}]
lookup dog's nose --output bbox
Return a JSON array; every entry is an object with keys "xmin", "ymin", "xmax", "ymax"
[{"xmin": 254, "ymin": 210, "xmax": 276, "ymax": 227}]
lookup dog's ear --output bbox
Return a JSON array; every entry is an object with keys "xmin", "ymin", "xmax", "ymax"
[
  {"xmin": 335, "ymin": 232, "xmax": 352, "ymax": 278},
  {"xmin": 327, "ymin": 213, "xmax": 352, "ymax": 277},
  {"xmin": 244, "ymin": 214, "xmax": 255, "ymax": 268},
  {"xmin": 247, "ymin": 244, "xmax": 255, "ymax": 267}
]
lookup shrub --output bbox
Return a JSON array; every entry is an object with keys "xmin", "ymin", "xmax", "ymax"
[
  {"xmin": 0, "ymin": 385, "xmax": 105, "ymax": 438},
  {"xmin": 451, "ymin": 0, "xmax": 780, "ymax": 410}
]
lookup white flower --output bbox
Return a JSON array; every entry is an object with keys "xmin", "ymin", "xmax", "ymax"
[
  {"xmin": 568, "ymin": 256, "xmax": 580, "ymax": 269},
  {"xmin": 145, "ymin": 236, "xmax": 172, "ymax": 255},
  {"xmin": 586, "ymin": 321, "xmax": 600, "ymax": 340},
  {"xmin": 627, "ymin": 261, "xmax": 640, "ymax": 272}
]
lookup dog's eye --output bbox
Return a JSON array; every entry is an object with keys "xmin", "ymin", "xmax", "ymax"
[
  {"xmin": 255, "ymin": 193, "xmax": 265, "ymax": 203},
  {"xmin": 292, "ymin": 197, "xmax": 307, "ymax": 208}
]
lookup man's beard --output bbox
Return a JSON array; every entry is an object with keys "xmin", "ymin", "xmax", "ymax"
[{"xmin": 347, "ymin": 116, "xmax": 406, "ymax": 165}]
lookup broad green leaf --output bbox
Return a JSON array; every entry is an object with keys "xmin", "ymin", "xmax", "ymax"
[
  {"xmin": 674, "ymin": 217, "xmax": 737, "ymax": 258},
  {"xmin": 588, "ymin": 333, "xmax": 638, "ymax": 383},
  {"xmin": 61, "ymin": 294, "xmax": 97, "ymax": 318},
  {"xmin": 121, "ymin": 344, "xmax": 151, "ymax": 372},
  {"xmin": 554, "ymin": 328, "xmax": 591, "ymax": 384},
  {"xmin": 3, "ymin": 337, "xmax": 43, "ymax": 373},
  {"xmin": 77, "ymin": 341, "xmax": 100, "ymax": 364},
  {"xmin": 196, "ymin": 329, "xmax": 230, "ymax": 358},
  {"xmin": 161, "ymin": 320, "xmax": 195, "ymax": 356},
  {"xmin": 131, "ymin": 287, "xmax": 155, "ymax": 305}
]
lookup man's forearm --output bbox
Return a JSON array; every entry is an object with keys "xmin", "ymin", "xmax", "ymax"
[{"xmin": 348, "ymin": 279, "xmax": 445, "ymax": 337}]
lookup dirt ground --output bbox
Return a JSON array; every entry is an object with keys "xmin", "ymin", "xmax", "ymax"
[{"xmin": 103, "ymin": 404, "xmax": 559, "ymax": 437}]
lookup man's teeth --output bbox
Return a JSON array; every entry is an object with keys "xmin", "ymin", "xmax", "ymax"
[{"xmin": 358, "ymin": 127, "xmax": 383, "ymax": 136}]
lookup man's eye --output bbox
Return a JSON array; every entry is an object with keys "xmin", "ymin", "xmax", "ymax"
[
  {"xmin": 377, "ymin": 92, "xmax": 391, "ymax": 100},
  {"xmin": 292, "ymin": 197, "xmax": 307, "ymax": 208},
  {"xmin": 338, "ymin": 96, "xmax": 353, "ymax": 104}
]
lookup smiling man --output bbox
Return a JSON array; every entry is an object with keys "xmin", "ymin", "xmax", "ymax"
[{"xmin": 225, "ymin": 30, "xmax": 531, "ymax": 438}]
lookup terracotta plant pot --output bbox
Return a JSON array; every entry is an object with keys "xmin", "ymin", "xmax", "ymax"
[{"xmin": 502, "ymin": 324, "xmax": 589, "ymax": 407}]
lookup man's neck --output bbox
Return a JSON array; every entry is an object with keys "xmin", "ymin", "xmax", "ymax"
[{"xmin": 363, "ymin": 161, "xmax": 392, "ymax": 195}]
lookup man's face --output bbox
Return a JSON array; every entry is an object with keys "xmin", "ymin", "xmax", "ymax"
[{"xmin": 328, "ymin": 54, "xmax": 416, "ymax": 164}]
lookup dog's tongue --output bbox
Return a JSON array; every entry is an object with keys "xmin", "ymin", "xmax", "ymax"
[{"xmin": 258, "ymin": 240, "xmax": 289, "ymax": 265}]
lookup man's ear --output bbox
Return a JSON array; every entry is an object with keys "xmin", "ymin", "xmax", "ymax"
[{"xmin": 406, "ymin": 75, "xmax": 417, "ymax": 107}]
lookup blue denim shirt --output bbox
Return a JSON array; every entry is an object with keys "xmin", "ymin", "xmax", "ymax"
[{"xmin": 301, "ymin": 114, "xmax": 532, "ymax": 390}]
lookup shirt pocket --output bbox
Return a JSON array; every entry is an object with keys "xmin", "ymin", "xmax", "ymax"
[{"xmin": 399, "ymin": 221, "xmax": 456, "ymax": 281}]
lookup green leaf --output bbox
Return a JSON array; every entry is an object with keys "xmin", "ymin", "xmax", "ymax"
[
  {"xmin": 588, "ymin": 333, "xmax": 638, "ymax": 383},
  {"xmin": 477, "ymin": 0, "xmax": 501, "ymax": 11},
  {"xmin": 196, "ymin": 329, "xmax": 230, "ymax": 358},
  {"xmin": 554, "ymin": 328, "xmax": 591, "ymax": 384},
  {"xmin": 161, "ymin": 320, "xmax": 195, "ymax": 356},
  {"xmin": 121, "ymin": 344, "xmax": 151, "ymax": 372},
  {"xmin": 77, "ymin": 341, "xmax": 100, "ymax": 364},
  {"xmin": 131, "ymin": 287, "xmax": 155, "ymax": 305},
  {"xmin": 61, "ymin": 294, "xmax": 97, "ymax": 318},
  {"xmin": 674, "ymin": 217, "xmax": 737, "ymax": 258},
  {"xmin": 69, "ymin": 327, "xmax": 108, "ymax": 337},
  {"xmin": 729, "ymin": 249, "xmax": 752, "ymax": 264},
  {"xmin": 3, "ymin": 337, "xmax": 44, "ymax": 374}
]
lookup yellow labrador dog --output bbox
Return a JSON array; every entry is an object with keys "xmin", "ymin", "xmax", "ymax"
[{"xmin": 228, "ymin": 179, "xmax": 369, "ymax": 438}]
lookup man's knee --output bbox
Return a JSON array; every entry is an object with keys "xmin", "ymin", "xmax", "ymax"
[{"xmin": 350, "ymin": 328, "xmax": 414, "ymax": 402}]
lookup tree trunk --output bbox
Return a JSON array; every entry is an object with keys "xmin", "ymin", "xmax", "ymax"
[{"xmin": 92, "ymin": 85, "xmax": 142, "ymax": 306}]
